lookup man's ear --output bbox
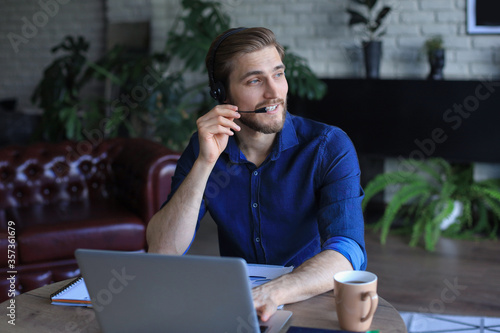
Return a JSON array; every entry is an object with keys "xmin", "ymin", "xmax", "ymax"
[
  {"xmin": 223, "ymin": 93, "xmax": 232, "ymax": 105},
  {"xmin": 223, "ymin": 89, "xmax": 231, "ymax": 104}
]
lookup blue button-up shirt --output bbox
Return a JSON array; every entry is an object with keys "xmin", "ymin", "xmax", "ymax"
[{"xmin": 167, "ymin": 112, "xmax": 367, "ymax": 270}]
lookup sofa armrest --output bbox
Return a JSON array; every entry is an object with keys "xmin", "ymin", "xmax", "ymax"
[{"xmin": 110, "ymin": 138, "xmax": 180, "ymax": 224}]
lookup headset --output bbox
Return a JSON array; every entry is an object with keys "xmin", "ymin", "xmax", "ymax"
[{"xmin": 208, "ymin": 27, "xmax": 247, "ymax": 104}]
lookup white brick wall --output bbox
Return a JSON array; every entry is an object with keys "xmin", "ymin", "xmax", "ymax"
[
  {"xmin": 150, "ymin": 0, "xmax": 498, "ymax": 80},
  {"xmin": 106, "ymin": 0, "xmax": 151, "ymax": 23},
  {"xmin": 1, "ymin": 0, "xmax": 499, "ymax": 113}
]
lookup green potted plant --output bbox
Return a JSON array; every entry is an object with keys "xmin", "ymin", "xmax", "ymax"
[
  {"xmin": 31, "ymin": 36, "xmax": 195, "ymax": 150},
  {"xmin": 362, "ymin": 158, "xmax": 500, "ymax": 251},
  {"xmin": 346, "ymin": 0, "xmax": 392, "ymax": 79},
  {"xmin": 31, "ymin": 36, "xmax": 114, "ymax": 142},
  {"xmin": 424, "ymin": 35, "xmax": 445, "ymax": 80}
]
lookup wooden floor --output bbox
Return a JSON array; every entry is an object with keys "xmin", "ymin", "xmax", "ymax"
[
  {"xmin": 188, "ymin": 214, "xmax": 500, "ymax": 318},
  {"xmin": 364, "ymin": 227, "xmax": 500, "ymax": 318}
]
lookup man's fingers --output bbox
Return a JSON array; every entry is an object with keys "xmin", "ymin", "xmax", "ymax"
[
  {"xmin": 215, "ymin": 115, "xmax": 241, "ymax": 132},
  {"xmin": 198, "ymin": 118, "xmax": 240, "ymax": 136},
  {"xmin": 198, "ymin": 118, "xmax": 240, "ymax": 137},
  {"xmin": 197, "ymin": 106, "xmax": 241, "ymax": 134},
  {"xmin": 210, "ymin": 104, "xmax": 240, "ymax": 120},
  {"xmin": 252, "ymin": 288, "xmax": 277, "ymax": 322},
  {"xmin": 256, "ymin": 304, "xmax": 275, "ymax": 322}
]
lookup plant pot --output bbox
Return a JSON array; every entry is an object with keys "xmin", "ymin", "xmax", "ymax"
[
  {"xmin": 427, "ymin": 49, "xmax": 445, "ymax": 80},
  {"xmin": 0, "ymin": 98, "xmax": 17, "ymax": 112},
  {"xmin": 440, "ymin": 200, "xmax": 463, "ymax": 231},
  {"xmin": 363, "ymin": 41, "xmax": 382, "ymax": 79}
]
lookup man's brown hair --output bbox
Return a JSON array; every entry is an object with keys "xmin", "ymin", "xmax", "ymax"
[{"xmin": 205, "ymin": 27, "xmax": 285, "ymax": 99}]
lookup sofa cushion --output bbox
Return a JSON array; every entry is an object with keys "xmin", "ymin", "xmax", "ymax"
[{"xmin": 12, "ymin": 198, "xmax": 145, "ymax": 264}]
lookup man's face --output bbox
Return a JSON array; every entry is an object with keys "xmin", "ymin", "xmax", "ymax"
[{"xmin": 226, "ymin": 46, "xmax": 288, "ymax": 134}]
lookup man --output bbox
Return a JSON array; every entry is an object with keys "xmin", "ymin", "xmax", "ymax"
[{"xmin": 147, "ymin": 27, "xmax": 366, "ymax": 321}]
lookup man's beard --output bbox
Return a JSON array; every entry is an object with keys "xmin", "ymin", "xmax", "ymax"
[{"xmin": 237, "ymin": 99, "xmax": 287, "ymax": 134}]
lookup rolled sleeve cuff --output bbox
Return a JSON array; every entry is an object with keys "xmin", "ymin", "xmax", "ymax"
[{"xmin": 322, "ymin": 236, "xmax": 365, "ymax": 271}]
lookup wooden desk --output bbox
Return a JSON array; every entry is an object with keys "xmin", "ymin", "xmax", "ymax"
[{"xmin": 1, "ymin": 280, "xmax": 407, "ymax": 332}]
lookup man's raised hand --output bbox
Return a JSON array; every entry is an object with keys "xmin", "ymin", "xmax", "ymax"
[{"xmin": 196, "ymin": 105, "xmax": 241, "ymax": 165}]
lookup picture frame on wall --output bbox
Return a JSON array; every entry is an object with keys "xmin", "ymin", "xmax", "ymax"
[{"xmin": 467, "ymin": 0, "xmax": 500, "ymax": 34}]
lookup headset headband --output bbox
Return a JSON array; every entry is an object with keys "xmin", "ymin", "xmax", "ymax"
[{"xmin": 209, "ymin": 27, "xmax": 247, "ymax": 103}]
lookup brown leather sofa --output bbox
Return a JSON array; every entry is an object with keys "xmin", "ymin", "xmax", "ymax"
[{"xmin": 0, "ymin": 138, "xmax": 180, "ymax": 301}]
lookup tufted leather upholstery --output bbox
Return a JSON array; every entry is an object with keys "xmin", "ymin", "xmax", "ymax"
[{"xmin": 0, "ymin": 138, "xmax": 180, "ymax": 301}]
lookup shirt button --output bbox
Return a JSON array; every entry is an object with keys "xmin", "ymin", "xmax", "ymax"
[
  {"xmin": 253, "ymin": 171, "xmax": 258, "ymax": 176},
  {"xmin": 255, "ymin": 237, "xmax": 260, "ymax": 243},
  {"xmin": 252, "ymin": 203, "xmax": 258, "ymax": 208}
]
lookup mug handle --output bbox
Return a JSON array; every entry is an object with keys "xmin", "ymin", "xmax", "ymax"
[{"xmin": 360, "ymin": 291, "xmax": 378, "ymax": 322}]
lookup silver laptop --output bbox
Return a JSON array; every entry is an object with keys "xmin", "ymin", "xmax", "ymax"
[{"xmin": 75, "ymin": 249, "xmax": 292, "ymax": 333}]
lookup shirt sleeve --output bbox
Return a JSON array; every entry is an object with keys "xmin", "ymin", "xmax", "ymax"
[
  {"xmin": 316, "ymin": 127, "xmax": 367, "ymax": 270},
  {"xmin": 322, "ymin": 236, "xmax": 365, "ymax": 270}
]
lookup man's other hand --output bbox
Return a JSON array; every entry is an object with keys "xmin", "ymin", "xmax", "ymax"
[{"xmin": 252, "ymin": 283, "xmax": 281, "ymax": 322}]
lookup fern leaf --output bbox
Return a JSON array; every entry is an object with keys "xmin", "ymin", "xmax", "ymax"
[
  {"xmin": 474, "ymin": 185, "xmax": 500, "ymax": 204},
  {"xmin": 460, "ymin": 198, "xmax": 473, "ymax": 228},
  {"xmin": 474, "ymin": 200, "xmax": 489, "ymax": 234},
  {"xmin": 362, "ymin": 171, "xmax": 425, "ymax": 210},
  {"xmin": 409, "ymin": 190, "xmax": 432, "ymax": 218},
  {"xmin": 424, "ymin": 222, "xmax": 440, "ymax": 251},
  {"xmin": 477, "ymin": 178, "xmax": 500, "ymax": 189},
  {"xmin": 432, "ymin": 158, "xmax": 452, "ymax": 177},
  {"xmin": 425, "ymin": 199, "xmax": 455, "ymax": 251},
  {"xmin": 407, "ymin": 158, "xmax": 444, "ymax": 184},
  {"xmin": 441, "ymin": 180, "xmax": 456, "ymax": 201},
  {"xmin": 410, "ymin": 207, "xmax": 433, "ymax": 247},
  {"xmin": 434, "ymin": 199, "xmax": 456, "ymax": 228},
  {"xmin": 379, "ymin": 181, "xmax": 431, "ymax": 244},
  {"xmin": 483, "ymin": 195, "xmax": 500, "ymax": 222}
]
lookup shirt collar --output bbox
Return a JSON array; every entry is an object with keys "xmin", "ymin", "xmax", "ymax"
[{"xmin": 225, "ymin": 112, "xmax": 299, "ymax": 163}]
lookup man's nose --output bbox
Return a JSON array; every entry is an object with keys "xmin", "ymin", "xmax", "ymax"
[{"xmin": 263, "ymin": 79, "xmax": 280, "ymax": 99}]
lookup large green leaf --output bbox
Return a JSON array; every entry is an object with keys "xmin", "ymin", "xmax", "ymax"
[
  {"xmin": 375, "ymin": 6, "xmax": 391, "ymax": 27},
  {"xmin": 346, "ymin": 9, "xmax": 369, "ymax": 27}
]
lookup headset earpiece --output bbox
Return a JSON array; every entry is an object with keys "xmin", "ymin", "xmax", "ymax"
[
  {"xmin": 210, "ymin": 81, "xmax": 226, "ymax": 104},
  {"xmin": 209, "ymin": 27, "xmax": 247, "ymax": 104}
]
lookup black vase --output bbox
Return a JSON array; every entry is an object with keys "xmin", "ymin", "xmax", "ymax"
[
  {"xmin": 427, "ymin": 49, "xmax": 445, "ymax": 80},
  {"xmin": 363, "ymin": 41, "xmax": 382, "ymax": 79}
]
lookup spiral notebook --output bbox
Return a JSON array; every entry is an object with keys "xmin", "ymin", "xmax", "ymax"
[{"xmin": 50, "ymin": 276, "xmax": 91, "ymax": 306}]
